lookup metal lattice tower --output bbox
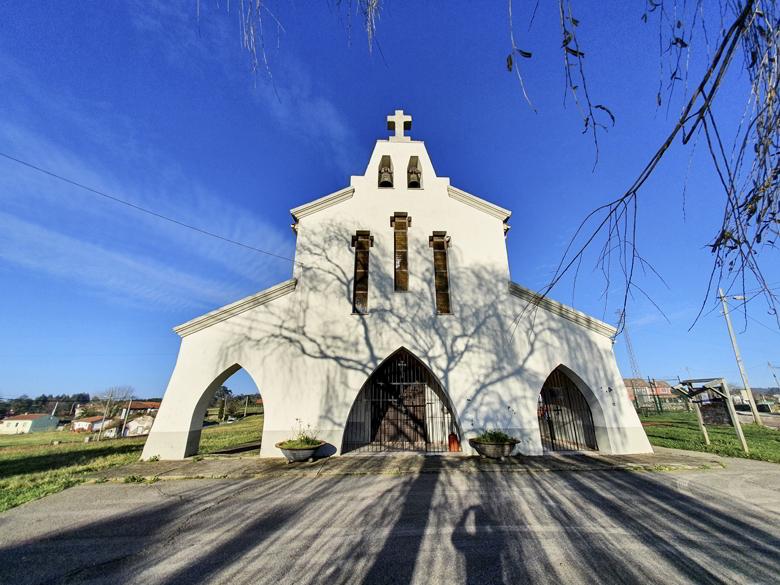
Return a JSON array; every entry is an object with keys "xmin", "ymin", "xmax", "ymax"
[{"xmin": 617, "ymin": 310, "xmax": 643, "ymax": 380}]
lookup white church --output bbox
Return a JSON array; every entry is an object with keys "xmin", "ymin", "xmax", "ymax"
[{"xmin": 142, "ymin": 111, "xmax": 652, "ymax": 460}]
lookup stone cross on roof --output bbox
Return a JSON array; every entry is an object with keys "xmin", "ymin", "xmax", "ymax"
[{"xmin": 387, "ymin": 109, "xmax": 412, "ymax": 142}]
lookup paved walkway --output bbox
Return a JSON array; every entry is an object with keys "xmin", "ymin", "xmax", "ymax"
[
  {"xmin": 91, "ymin": 446, "xmax": 726, "ymax": 482},
  {"xmin": 1, "ymin": 448, "xmax": 779, "ymax": 584}
]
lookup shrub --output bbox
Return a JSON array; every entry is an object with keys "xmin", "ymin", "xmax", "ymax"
[
  {"xmin": 278, "ymin": 420, "xmax": 321, "ymax": 449},
  {"xmin": 473, "ymin": 430, "xmax": 517, "ymax": 444}
]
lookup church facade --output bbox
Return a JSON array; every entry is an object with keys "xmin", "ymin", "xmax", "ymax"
[{"xmin": 141, "ymin": 111, "xmax": 652, "ymax": 460}]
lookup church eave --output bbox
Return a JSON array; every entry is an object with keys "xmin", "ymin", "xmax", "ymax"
[
  {"xmin": 508, "ymin": 281, "xmax": 617, "ymax": 339},
  {"xmin": 174, "ymin": 278, "xmax": 298, "ymax": 338},
  {"xmin": 290, "ymin": 187, "xmax": 355, "ymax": 222},
  {"xmin": 447, "ymin": 186, "xmax": 511, "ymax": 222}
]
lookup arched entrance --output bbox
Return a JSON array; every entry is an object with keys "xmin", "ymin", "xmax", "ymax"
[
  {"xmin": 537, "ymin": 367, "xmax": 598, "ymax": 451},
  {"xmin": 196, "ymin": 367, "xmax": 264, "ymax": 455},
  {"xmin": 342, "ymin": 348, "xmax": 460, "ymax": 453}
]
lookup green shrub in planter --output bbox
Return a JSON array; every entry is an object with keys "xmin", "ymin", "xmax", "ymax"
[
  {"xmin": 469, "ymin": 429, "xmax": 520, "ymax": 460},
  {"xmin": 276, "ymin": 421, "xmax": 324, "ymax": 462},
  {"xmin": 473, "ymin": 430, "xmax": 516, "ymax": 444}
]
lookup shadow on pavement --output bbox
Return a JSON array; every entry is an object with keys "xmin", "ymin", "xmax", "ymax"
[{"xmin": 1, "ymin": 456, "xmax": 778, "ymax": 584}]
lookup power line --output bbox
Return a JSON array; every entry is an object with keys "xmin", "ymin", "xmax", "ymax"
[
  {"xmin": 0, "ymin": 150, "xmax": 299, "ymax": 265},
  {"xmin": 746, "ymin": 314, "xmax": 780, "ymax": 336}
]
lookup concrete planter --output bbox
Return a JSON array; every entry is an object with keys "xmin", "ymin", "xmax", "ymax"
[
  {"xmin": 469, "ymin": 438, "xmax": 519, "ymax": 460},
  {"xmin": 275, "ymin": 441, "xmax": 325, "ymax": 463}
]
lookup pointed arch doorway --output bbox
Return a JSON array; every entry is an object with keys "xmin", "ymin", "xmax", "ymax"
[
  {"xmin": 342, "ymin": 348, "xmax": 460, "ymax": 454},
  {"xmin": 537, "ymin": 367, "xmax": 598, "ymax": 451}
]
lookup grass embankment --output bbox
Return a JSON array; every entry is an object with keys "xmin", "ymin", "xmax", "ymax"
[
  {"xmin": 0, "ymin": 415, "xmax": 263, "ymax": 513},
  {"xmin": 641, "ymin": 411, "xmax": 780, "ymax": 463}
]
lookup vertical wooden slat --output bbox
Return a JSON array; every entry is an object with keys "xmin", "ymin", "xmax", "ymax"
[
  {"xmin": 429, "ymin": 232, "xmax": 451, "ymax": 314},
  {"xmin": 351, "ymin": 231, "xmax": 373, "ymax": 314},
  {"xmin": 391, "ymin": 213, "xmax": 410, "ymax": 292}
]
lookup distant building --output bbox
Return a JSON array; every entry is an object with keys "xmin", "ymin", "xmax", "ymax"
[
  {"xmin": 118, "ymin": 401, "xmax": 161, "ymax": 419},
  {"xmin": 0, "ymin": 414, "xmax": 59, "ymax": 435},
  {"xmin": 623, "ymin": 378, "xmax": 674, "ymax": 402},
  {"xmin": 124, "ymin": 415, "xmax": 155, "ymax": 437},
  {"xmin": 72, "ymin": 416, "xmax": 112, "ymax": 432}
]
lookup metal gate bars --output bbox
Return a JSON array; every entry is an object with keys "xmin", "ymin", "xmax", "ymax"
[
  {"xmin": 342, "ymin": 348, "xmax": 458, "ymax": 454},
  {"xmin": 537, "ymin": 368, "xmax": 598, "ymax": 451}
]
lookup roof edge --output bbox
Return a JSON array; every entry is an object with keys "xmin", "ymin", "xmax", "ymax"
[
  {"xmin": 290, "ymin": 187, "xmax": 354, "ymax": 221},
  {"xmin": 174, "ymin": 278, "xmax": 297, "ymax": 338},
  {"xmin": 447, "ymin": 186, "xmax": 511, "ymax": 221},
  {"xmin": 508, "ymin": 281, "xmax": 617, "ymax": 339}
]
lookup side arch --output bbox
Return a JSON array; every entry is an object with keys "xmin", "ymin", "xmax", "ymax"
[
  {"xmin": 142, "ymin": 361, "xmax": 265, "ymax": 460},
  {"xmin": 537, "ymin": 365, "xmax": 601, "ymax": 452},
  {"xmin": 341, "ymin": 347, "xmax": 462, "ymax": 454}
]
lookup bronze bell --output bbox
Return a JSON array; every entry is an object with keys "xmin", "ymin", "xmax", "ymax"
[
  {"xmin": 379, "ymin": 166, "xmax": 393, "ymax": 188},
  {"xmin": 407, "ymin": 156, "xmax": 421, "ymax": 188}
]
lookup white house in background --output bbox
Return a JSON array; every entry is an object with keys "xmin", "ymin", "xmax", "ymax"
[
  {"xmin": 124, "ymin": 415, "xmax": 155, "ymax": 437},
  {"xmin": 72, "ymin": 416, "xmax": 111, "ymax": 433},
  {"xmin": 119, "ymin": 401, "xmax": 161, "ymax": 419},
  {"xmin": 143, "ymin": 110, "xmax": 652, "ymax": 460},
  {"xmin": 0, "ymin": 414, "xmax": 59, "ymax": 435}
]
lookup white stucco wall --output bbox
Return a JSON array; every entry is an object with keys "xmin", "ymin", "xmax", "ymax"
[
  {"xmin": 142, "ymin": 134, "xmax": 651, "ymax": 460},
  {"xmin": 0, "ymin": 420, "xmax": 33, "ymax": 435},
  {"xmin": 0, "ymin": 416, "xmax": 58, "ymax": 434}
]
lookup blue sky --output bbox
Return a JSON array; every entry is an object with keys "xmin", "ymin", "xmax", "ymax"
[{"xmin": 1, "ymin": 1, "xmax": 778, "ymax": 398}]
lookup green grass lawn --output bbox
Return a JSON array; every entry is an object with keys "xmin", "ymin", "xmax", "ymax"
[
  {"xmin": 198, "ymin": 415, "xmax": 264, "ymax": 454},
  {"xmin": 0, "ymin": 415, "xmax": 263, "ymax": 513},
  {"xmin": 640, "ymin": 411, "xmax": 780, "ymax": 463}
]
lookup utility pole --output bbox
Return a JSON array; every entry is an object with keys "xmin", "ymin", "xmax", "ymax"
[
  {"xmin": 718, "ymin": 289, "xmax": 763, "ymax": 426},
  {"xmin": 98, "ymin": 392, "xmax": 112, "ymax": 441},
  {"xmin": 222, "ymin": 396, "xmax": 228, "ymax": 422},
  {"xmin": 120, "ymin": 399, "xmax": 132, "ymax": 438},
  {"xmin": 243, "ymin": 396, "xmax": 249, "ymax": 418}
]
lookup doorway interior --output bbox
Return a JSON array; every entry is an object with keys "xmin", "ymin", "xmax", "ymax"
[{"xmin": 342, "ymin": 348, "xmax": 459, "ymax": 454}]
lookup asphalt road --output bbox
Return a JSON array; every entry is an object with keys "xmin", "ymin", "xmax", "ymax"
[
  {"xmin": 1, "ymin": 456, "xmax": 779, "ymax": 585},
  {"xmin": 737, "ymin": 412, "xmax": 780, "ymax": 429}
]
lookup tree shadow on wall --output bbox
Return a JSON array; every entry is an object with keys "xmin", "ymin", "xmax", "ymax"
[{"xmin": 203, "ymin": 219, "xmax": 621, "ymax": 452}]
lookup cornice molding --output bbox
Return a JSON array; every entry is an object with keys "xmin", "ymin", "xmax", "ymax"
[
  {"xmin": 447, "ymin": 186, "xmax": 511, "ymax": 221},
  {"xmin": 174, "ymin": 279, "xmax": 297, "ymax": 337},
  {"xmin": 508, "ymin": 281, "xmax": 617, "ymax": 339},
  {"xmin": 290, "ymin": 187, "xmax": 354, "ymax": 221}
]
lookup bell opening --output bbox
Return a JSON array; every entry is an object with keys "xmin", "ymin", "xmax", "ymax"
[
  {"xmin": 378, "ymin": 155, "xmax": 394, "ymax": 189},
  {"xmin": 407, "ymin": 156, "xmax": 422, "ymax": 189}
]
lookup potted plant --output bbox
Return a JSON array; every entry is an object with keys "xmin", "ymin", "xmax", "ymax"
[
  {"xmin": 468, "ymin": 430, "xmax": 519, "ymax": 460},
  {"xmin": 275, "ymin": 421, "xmax": 324, "ymax": 463}
]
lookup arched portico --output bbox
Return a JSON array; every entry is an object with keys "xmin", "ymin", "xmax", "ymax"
[
  {"xmin": 536, "ymin": 365, "xmax": 602, "ymax": 452},
  {"xmin": 142, "ymin": 361, "xmax": 265, "ymax": 460},
  {"xmin": 341, "ymin": 347, "xmax": 462, "ymax": 453}
]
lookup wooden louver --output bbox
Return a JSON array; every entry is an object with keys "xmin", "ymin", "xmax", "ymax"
[
  {"xmin": 429, "ymin": 231, "xmax": 451, "ymax": 314},
  {"xmin": 391, "ymin": 212, "xmax": 411, "ymax": 291},
  {"xmin": 351, "ymin": 230, "xmax": 373, "ymax": 314}
]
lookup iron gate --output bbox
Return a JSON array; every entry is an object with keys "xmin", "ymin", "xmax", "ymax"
[
  {"xmin": 537, "ymin": 368, "xmax": 598, "ymax": 451},
  {"xmin": 342, "ymin": 348, "xmax": 458, "ymax": 453}
]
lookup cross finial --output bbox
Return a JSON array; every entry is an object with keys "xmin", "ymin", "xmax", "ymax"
[{"xmin": 387, "ymin": 109, "xmax": 412, "ymax": 142}]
